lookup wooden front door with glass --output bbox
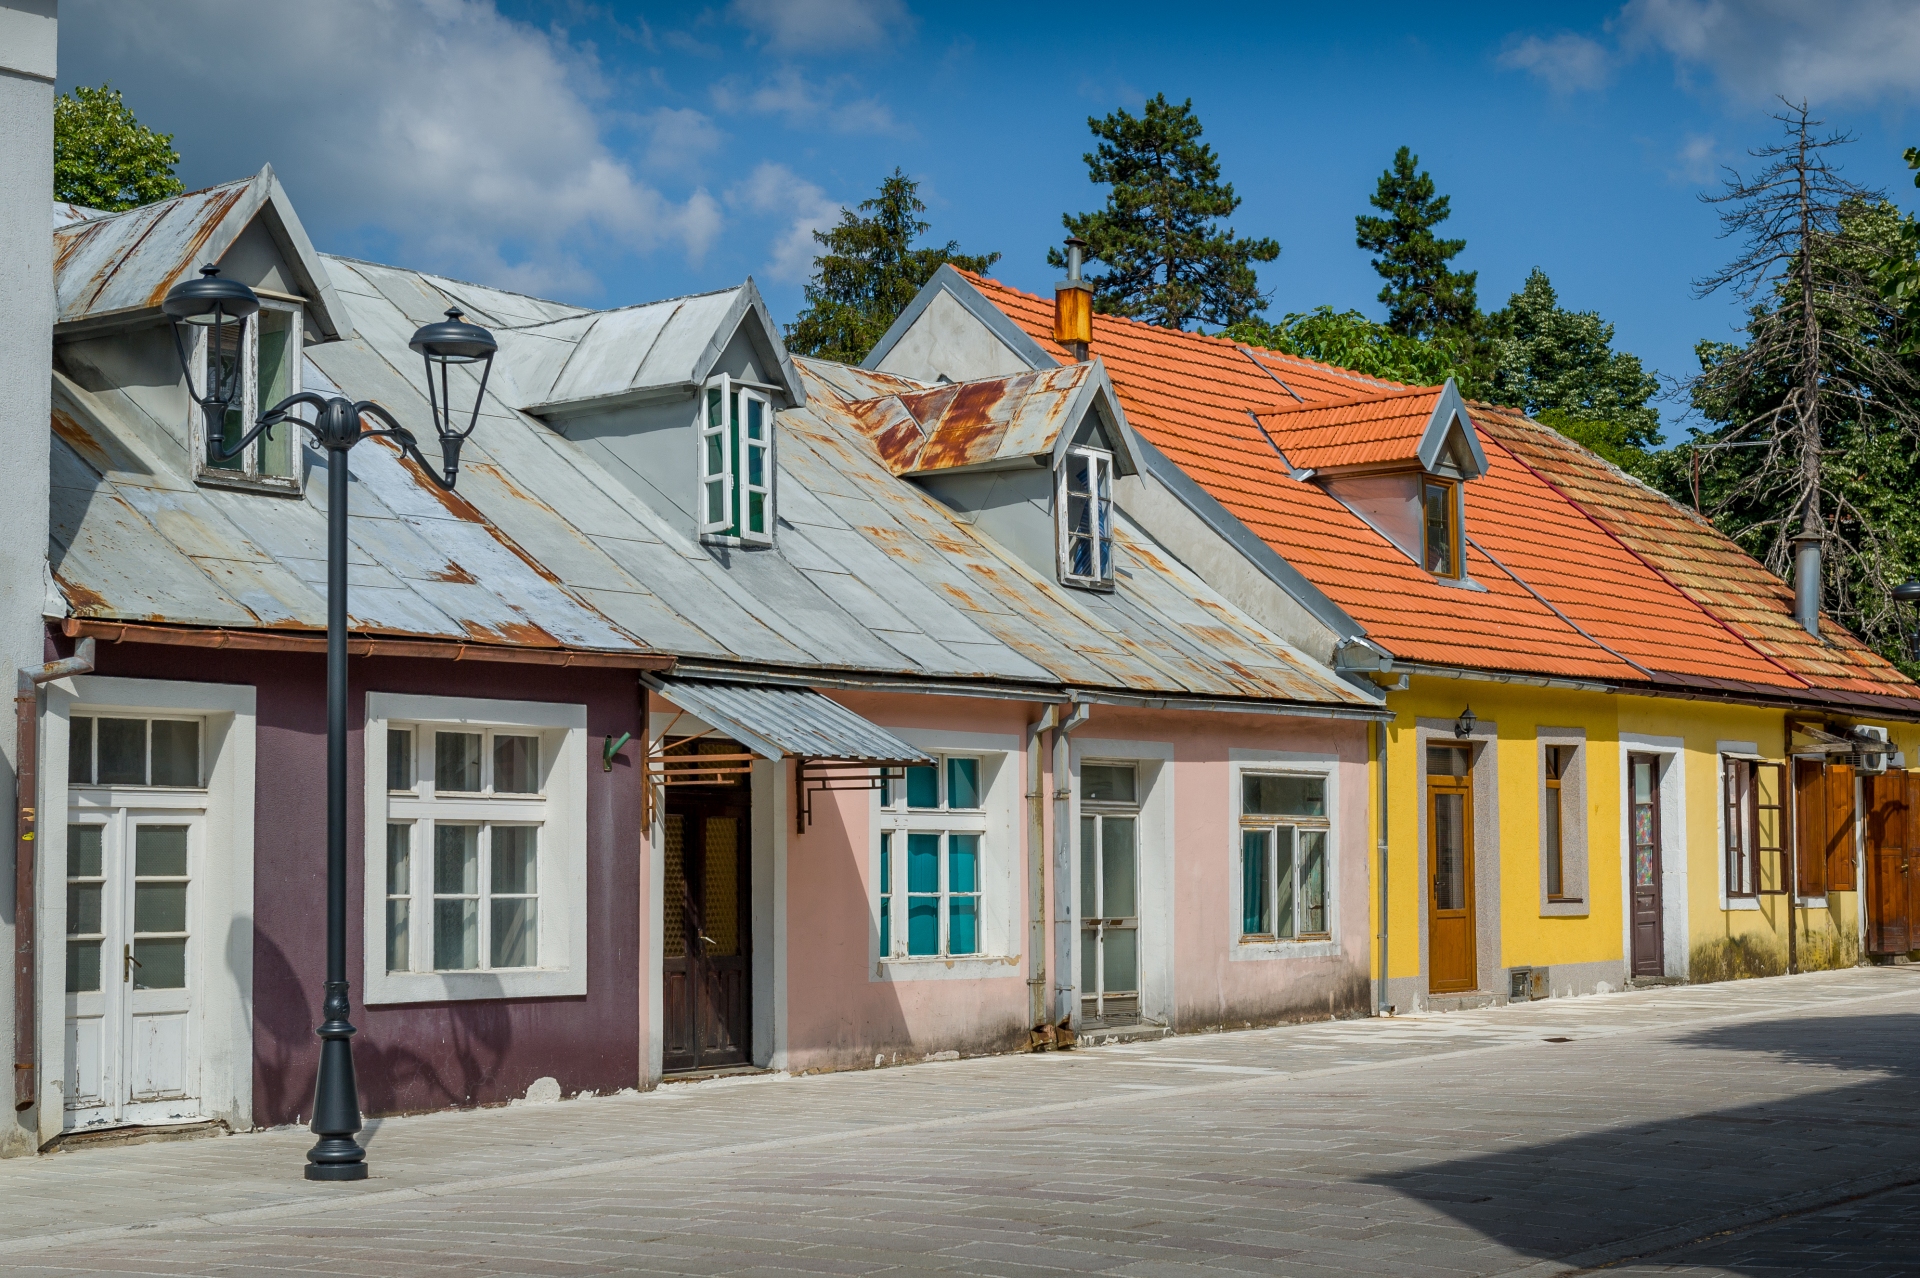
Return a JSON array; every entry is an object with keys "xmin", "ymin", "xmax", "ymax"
[
  {"xmin": 1426, "ymin": 743, "xmax": 1476, "ymax": 994},
  {"xmin": 64, "ymin": 714, "xmax": 207, "ymax": 1131},
  {"xmin": 662, "ymin": 791, "xmax": 751, "ymax": 1074}
]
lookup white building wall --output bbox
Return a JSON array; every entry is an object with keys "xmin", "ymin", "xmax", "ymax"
[{"xmin": 1, "ymin": 0, "xmax": 57, "ymax": 1160}]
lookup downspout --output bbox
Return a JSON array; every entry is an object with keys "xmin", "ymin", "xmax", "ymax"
[
  {"xmin": 1026, "ymin": 703, "xmax": 1060, "ymax": 1044},
  {"xmin": 1051, "ymin": 698, "xmax": 1091, "ymax": 1039},
  {"xmin": 14, "ymin": 637, "xmax": 96, "ymax": 1113},
  {"xmin": 1375, "ymin": 719, "xmax": 1391, "ymax": 1015}
]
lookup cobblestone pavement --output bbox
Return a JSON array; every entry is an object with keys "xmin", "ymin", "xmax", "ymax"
[{"xmin": 2, "ymin": 967, "xmax": 1917, "ymax": 1276}]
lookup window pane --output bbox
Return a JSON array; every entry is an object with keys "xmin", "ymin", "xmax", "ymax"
[
  {"xmin": 948, "ymin": 895, "xmax": 977, "ymax": 956},
  {"xmin": 1081, "ymin": 922, "xmax": 1097, "ymax": 991},
  {"xmin": 879, "ymin": 832, "xmax": 891, "ymax": 956},
  {"xmin": 492, "ymin": 826, "xmax": 538, "ymax": 894},
  {"xmin": 705, "ymin": 478, "xmax": 725, "ymax": 524},
  {"xmin": 946, "ymin": 757, "xmax": 980, "ymax": 809},
  {"xmin": 1102, "ymin": 817, "xmax": 1136, "ymax": 918},
  {"xmin": 69, "ymin": 824, "xmax": 102, "ymax": 877},
  {"xmin": 747, "ymin": 396, "xmax": 764, "ymax": 440},
  {"xmin": 1241, "ymin": 831, "xmax": 1269, "ymax": 935},
  {"xmin": 135, "ymin": 883, "xmax": 187, "ymax": 934},
  {"xmin": 907, "ymin": 895, "xmax": 938, "ymax": 956},
  {"xmin": 209, "ymin": 324, "xmax": 245, "ymax": 472},
  {"xmin": 387, "ymin": 824, "xmax": 411, "ymax": 895},
  {"xmin": 1274, "ymin": 827, "xmax": 1297, "ymax": 939},
  {"xmin": 1544, "ymin": 793, "xmax": 1564, "ymax": 897},
  {"xmin": 434, "ymin": 824, "xmax": 479, "ymax": 894},
  {"xmin": 434, "ymin": 899, "xmax": 479, "ymax": 970},
  {"xmin": 388, "ymin": 729, "xmax": 413, "ymax": 790},
  {"xmin": 67, "ymin": 883, "xmax": 101, "ymax": 935},
  {"xmin": 436, "ymin": 731, "xmax": 482, "ymax": 792},
  {"xmin": 663, "ymin": 814, "xmax": 686, "ymax": 959},
  {"xmin": 493, "ymin": 734, "xmax": 539, "ymax": 794},
  {"xmin": 491, "ymin": 897, "xmax": 537, "ymax": 968},
  {"xmin": 66, "ymin": 941, "xmax": 101, "ymax": 994},
  {"xmin": 879, "ymin": 771, "xmax": 893, "ymax": 808},
  {"xmin": 948, "ymin": 834, "xmax": 978, "ymax": 893},
  {"xmin": 1079, "ymin": 815, "xmax": 1097, "ymax": 917},
  {"xmin": 1243, "ymin": 774, "xmax": 1325, "ymax": 817},
  {"xmin": 134, "ymin": 825, "xmax": 188, "ymax": 877},
  {"xmin": 906, "ymin": 832, "xmax": 939, "ymax": 893},
  {"xmin": 1427, "ymin": 744, "xmax": 1470, "ymax": 778},
  {"xmin": 748, "ymin": 490, "xmax": 765, "ymax": 534},
  {"xmin": 150, "ymin": 720, "xmax": 199, "ymax": 786},
  {"xmin": 257, "ymin": 310, "xmax": 296, "ymax": 477},
  {"xmin": 1424, "ymin": 481, "xmax": 1454, "ymax": 576},
  {"xmin": 69, "ymin": 716, "xmax": 92, "ymax": 785},
  {"xmin": 879, "ymin": 831, "xmax": 891, "ymax": 894},
  {"xmin": 98, "ymin": 718, "xmax": 146, "ymax": 785},
  {"xmin": 1300, "ymin": 830, "xmax": 1327, "ymax": 934},
  {"xmin": 386, "ymin": 900, "xmax": 410, "ymax": 972},
  {"xmin": 1434, "ymin": 793, "xmax": 1467, "ymax": 911},
  {"xmin": 1102, "ymin": 926, "xmax": 1137, "ymax": 995},
  {"xmin": 747, "ymin": 440, "xmax": 765, "ymax": 486},
  {"xmin": 905, "ymin": 764, "xmax": 938, "ymax": 810},
  {"xmin": 1082, "ymin": 764, "xmax": 1136, "ymax": 804},
  {"xmin": 133, "ymin": 938, "xmax": 186, "ymax": 989}
]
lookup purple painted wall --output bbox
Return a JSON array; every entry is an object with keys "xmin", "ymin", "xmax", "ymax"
[{"xmin": 86, "ymin": 640, "xmax": 647, "ymax": 1126}]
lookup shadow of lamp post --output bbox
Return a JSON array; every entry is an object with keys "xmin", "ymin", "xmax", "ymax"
[{"xmin": 163, "ymin": 265, "xmax": 497, "ymax": 1181}]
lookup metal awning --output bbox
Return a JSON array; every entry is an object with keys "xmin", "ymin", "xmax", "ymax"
[{"xmin": 643, "ymin": 675, "xmax": 931, "ymax": 764}]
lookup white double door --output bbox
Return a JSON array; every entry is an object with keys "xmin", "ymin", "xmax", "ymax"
[{"xmin": 63, "ymin": 804, "xmax": 205, "ymax": 1130}]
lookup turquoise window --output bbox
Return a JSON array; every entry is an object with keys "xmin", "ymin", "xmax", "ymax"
[
  {"xmin": 879, "ymin": 831, "xmax": 892, "ymax": 956},
  {"xmin": 905, "ymin": 764, "xmax": 938, "ymax": 810},
  {"xmin": 907, "ymin": 832, "xmax": 940, "ymax": 955},
  {"xmin": 1241, "ymin": 830, "xmax": 1269, "ymax": 936},
  {"xmin": 947, "ymin": 757, "xmax": 980, "ymax": 810}
]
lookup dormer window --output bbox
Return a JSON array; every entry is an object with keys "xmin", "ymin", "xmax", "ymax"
[
  {"xmin": 1422, "ymin": 477, "xmax": 1461, "ymax": 579},
  {"xmin": 193, "ymin": 301, "xmax": 302, "ymax": 492},
  {"xmin": 697, "ymin": 373, "xmax": 774, "ymax": 544},
  {"xmin": 1057, "ymin": 445, "xmax": 1115, "ymax": 589}
]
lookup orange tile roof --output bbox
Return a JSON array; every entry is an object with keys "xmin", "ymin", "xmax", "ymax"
[
  {"xmin": 960, "ymin": 271, "xmax": 1920, "ymax": 709},
  {"xmin": 1257, "ymin": 386, "xmax": 1441, "ymax": 473}
]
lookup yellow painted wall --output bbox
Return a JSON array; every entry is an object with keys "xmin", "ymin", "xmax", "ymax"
[{"xmin": 1369, "ymin": 675, "xmax": 1918, "ymax": 994}]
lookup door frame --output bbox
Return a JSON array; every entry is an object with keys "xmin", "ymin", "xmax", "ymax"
[
  {"xmin": 37, "ymin": 676, "xmax": 256, "ymax": 1147},
  {"xmin": 1618, "ymin": 735, "xmax": 1686, "ymax": 981},
  {"xmin": 660, "ymin": 787, "xmax": 753, "ymax": 1074}
]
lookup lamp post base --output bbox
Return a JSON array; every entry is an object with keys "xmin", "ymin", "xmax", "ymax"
[{"xmin": 303, "ymin": 1155, "xmax": 369, "ymax": 1182}]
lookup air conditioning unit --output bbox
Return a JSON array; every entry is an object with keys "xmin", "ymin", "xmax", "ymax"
[
  {"xmin": 1508, "ymin": 967, "xmax": 1533, "ymax": 1001},
  {"xmin": 1851, "ymin": 726, "xmax": 1892, "ymax": 775}
]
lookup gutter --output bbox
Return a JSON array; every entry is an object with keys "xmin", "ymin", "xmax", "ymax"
[
  {"xmin": 15, "ymin": 638, "xmax": 96, "ymax": 1114},
  {"xmin": 1026, "ymin": 702, "xmax": 1062, "ymax": 1043},
  {"xmin": 62, "ymin": 619, "xmax": 675, "ymax": 671},
  {"xmin": 1051, "ymin": 698, "xmax": 1092, "ymax": 1038}
]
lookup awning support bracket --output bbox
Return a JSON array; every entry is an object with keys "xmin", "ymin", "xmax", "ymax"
[{"xmin": 795, "ymin": 759, "xmax": 912, "ymax": 834}]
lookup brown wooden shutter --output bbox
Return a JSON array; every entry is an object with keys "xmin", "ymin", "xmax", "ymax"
[
  {"xmin": 1794, "ymin": 758, "xmax": 1827, "ymax": 897},
  {"xmin": 1757, "ymin": 762, "xmax": 1787, "ymax": 895},
  {"xmin": 1907, "ymin": 770, "xmax": 1920, "ymax": 948},
  {"xmin": 1827, "ymin": 762, "xmax": 1857, "ymax": 890}
]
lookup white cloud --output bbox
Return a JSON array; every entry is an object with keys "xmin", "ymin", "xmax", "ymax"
[
  {"xmin": 710, "ymin": 66, "xmax": 903, "ymax": 134},
  {"xmin": 727, "ymin": 163, "xmax": 842, "ymax": 283},
  {"xmin": 727, "ymin": 0, "xmax": 912, "ymax": 52},
  {"xmin": 1496, "ymin": 32, "xmax": 1614, "ymax": 92},
  {"xmin": 643, "ymin": 107, "xmax": 726, "ymax": 176},
  {"xmin": 58, "ymin": 0, "xmax": 722, "ymax": 298},
  {"xmin": 1621, "ymin": 0, "xmax": 1920, "ymax": 104},
  {"xmin": 1671, "ymin": 131, "xmax": 1720, "ymax": 182}
]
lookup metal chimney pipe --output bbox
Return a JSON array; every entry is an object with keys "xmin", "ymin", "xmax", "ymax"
[
  {"xmin": 1793, "ymin": 532, "xmax": 1822, "ymax": 638},
  {"xmin": 1054, "ymin": 236, "xmax": 1092, "ymax": 362}
]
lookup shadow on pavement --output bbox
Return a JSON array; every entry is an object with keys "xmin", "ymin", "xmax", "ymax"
[{"xmin": 1353, "ymin": 1012, "xmax": 1920, "ymax": 1274}]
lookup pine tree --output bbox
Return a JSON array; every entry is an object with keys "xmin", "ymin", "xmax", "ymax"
[
  {"xmin": 53, "ymin": 84, "xmax": 183, "ymax": 212},
  {"xmin": 786, "ymin": 169, "xmax": 999, "ymax": 364},
  {"xmin": 1355, "ymin": 147, "xmax": 1478, "ymax": 341},
  {"xmin": 1488, "ymin": 268, "xmax": 1661, "ymax": 453},
  {"xmin": 1055, "ymin": 94, "xmax": 1279, "ymax": 330}
]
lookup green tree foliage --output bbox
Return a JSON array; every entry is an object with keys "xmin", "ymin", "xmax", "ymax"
[
  {"xmin": 1651, "ymin": 194, "xmax": 1920, "ymax": 668},
  {"xmin": 1356, "ymin": 147, "xmax": 1479, "ymax": 341},
  {"xmin": 1487, "ymin": 268, "xmax": 1662, "ymax": 467},
  {"xmin": 1055, "ymin": 94, "xmax": 1279, "ymax": 330},
  {"xmin": 53, "ymin": 84, "xmax": 183, "ymax": 212},
  {"xmin": 1223, "ymin": 307, "xmax": 1469, "ymax": 388},
  {"xmin": 785, "ymin": 169, "xmax": 999, "ymax": 364}
]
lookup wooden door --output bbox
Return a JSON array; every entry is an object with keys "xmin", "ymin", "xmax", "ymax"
[
  {"xmin": 1427, "ymin": 745, "xmax": 1476, "ymax": 994},
  {"xmin": 1629, "ymin": 753, "xmax": 1665, "ymax": 977},
  {"xmin": 662, "ymin": 796, "xmax": 751, "ymax": 1074},
  {"xmin": 1865, "ymin": 773, "xmax": 1911, "ymax": 955}
]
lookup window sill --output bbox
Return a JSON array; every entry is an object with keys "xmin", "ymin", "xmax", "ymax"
[
  {"xmin": 874, "ymin": 954, "xmax": 1021, "ymax": 982},
  {"xmin": 365, "ymin": 966, "xmax": 585, "ymax": 1005},
  {"xmin": 1232, "ymin": 935, "xmax": 1340, "ymax": 961},
  {"xmin": 193, "ymin": 469, "xmax": 304, "ymax": 498},
  {"xmin": 1430, "ymin": 574, "xmax": 1488, "ymax": 593},
  {"xmin": 1721, "ymin": 896, "xmax": 1763, "ymax": 911}
]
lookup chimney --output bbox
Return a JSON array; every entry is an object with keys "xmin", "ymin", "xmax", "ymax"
[
  {"xmin": 1054, "ymin": 236, "xmax": 1091, "ymax": 362},
  {"xmin": 1793, "ymin": 531, "xmax": 1822, "ymax": 638}
]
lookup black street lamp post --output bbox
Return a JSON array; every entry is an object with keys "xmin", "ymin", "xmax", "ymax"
[{"xmin": 164, "ymin": 266, "xmax": 496, "ymax": 1181}]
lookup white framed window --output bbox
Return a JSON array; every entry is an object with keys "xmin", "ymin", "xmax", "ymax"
[
  {"xmin": 1238, "ymin": 771, "xmax": 1331, "ymax": 942},
  {"xmin": 1057, "ymin": 444, "xmax": 1115, "ymax": 588},
  {"xmin": 697, "ymin": 372, "xmax": 774, "ymax": 543},
  {"xmin": 878, "ymin": 754, "xmax": 988, "ymax": 959},
  {"xmin": 363, "ymin": 693, "xmax": 587, "ymax": 1003},
  {"xmin": 193, "ymin": 301, "xmax": 303, "ymax": 493},
  {"xmin": 68, "ymin": 714, "xmax": 204, "ymax": 789}
]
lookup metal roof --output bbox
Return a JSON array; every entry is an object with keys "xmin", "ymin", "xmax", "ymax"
[
  {"xmin": 52, "ymin": 167, "xmax": 347, "ymax": 340},
  {"xmin": 44, "ymin": 193, "xmax": 1376, "ymax": 713},
  {"xmin": 647, "ymin": 676, "xmax": 932, "ymax": 763}
]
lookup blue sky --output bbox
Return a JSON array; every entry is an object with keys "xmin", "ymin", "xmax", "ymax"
[{"xmin": 59, "ymin": 1, "xmax": 1920, "ymax": 443}]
